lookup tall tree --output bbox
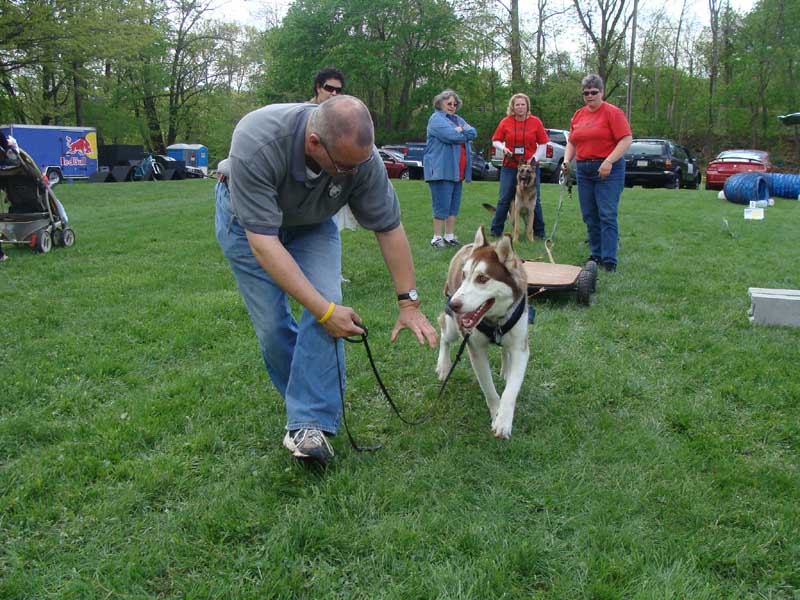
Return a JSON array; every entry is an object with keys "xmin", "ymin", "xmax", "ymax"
[{"xmin": 572, "ymin": 0, "xmax": 635, "ymax": 91}]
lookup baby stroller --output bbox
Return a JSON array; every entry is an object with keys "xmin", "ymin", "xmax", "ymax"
[{"xmin": 0, "ymin": 147, "xmax": 75, "ymax": 253}]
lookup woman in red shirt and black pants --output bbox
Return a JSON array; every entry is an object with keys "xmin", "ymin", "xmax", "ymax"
[
  {"xmin": 490, "ymin": 93, "xmax": 549, "ymax": 239},
  {"xmin": 563, "ymin": 74, "xmax": 632, "ymax": 272}
]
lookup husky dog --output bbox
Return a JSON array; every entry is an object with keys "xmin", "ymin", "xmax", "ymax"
[
  {"xmin": 482, "ymin": 159, "xmax": 538, "ymax": 242},
  {"xmin": 436, "ymin": 226, "xmax": 530, "ymax": 439}
]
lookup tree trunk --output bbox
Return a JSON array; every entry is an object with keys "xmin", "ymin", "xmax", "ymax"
[
  {"xmin": 510, "ymin": 0, "xmax": 523, "ymax": 87},
  {"xmin": 625, "ymin": 0, "xmax": 638, "ymax": 119},
  {"xmin": 72, "ymin": 62, "xmax": 83, "ymax": 126}
]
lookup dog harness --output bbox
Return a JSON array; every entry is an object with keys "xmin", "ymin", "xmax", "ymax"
[{"xmin": 445, "ymin": 296, "xmax": 527, "ymax": 346}]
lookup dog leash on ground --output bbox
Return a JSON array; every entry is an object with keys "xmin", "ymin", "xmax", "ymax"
[
  {"xmin": 333, "ymin": 324, "xmax": 471, "ymax": 452},
  {"xmin": 543, "ymin": 178, "xmax": 573, "ymax": 264}
]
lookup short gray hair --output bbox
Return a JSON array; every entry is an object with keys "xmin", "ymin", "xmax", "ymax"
[
  {"xmin": 581, "ymin": 74, "xmax": 604, "ymax": 91},
  {"xmin": 433, "ymin": 89, "xmax": 461, "ymax": 111},
  {"xmin": 308, "ymin": 95, "xmax": 374, "ymax": 150}
]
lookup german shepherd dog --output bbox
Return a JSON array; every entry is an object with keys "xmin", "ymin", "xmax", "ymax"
[
  {"xmin": 436, "ymin": 226, "xmax": 529, "ymax": 439},
  {"xmin": 482, "ymin": 159, "xmax": 538, "ymax": 242}
]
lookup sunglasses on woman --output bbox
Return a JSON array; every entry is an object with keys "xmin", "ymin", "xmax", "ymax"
[
  {"xmin": 322, "ymin": 83, "xmax": 343, "ymax": 94},
  {"xmin": 582, "ymin": 90, "xmax": 601, "ymax": 97}
]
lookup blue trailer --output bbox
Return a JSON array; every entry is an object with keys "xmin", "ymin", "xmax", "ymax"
[
  {"xmin": 166, "ymin": 143, "xmax": 209, "ymax": 175},
  {"xmin": 0, "ymin": 124, "xmax": 98, "ymax": 185}
]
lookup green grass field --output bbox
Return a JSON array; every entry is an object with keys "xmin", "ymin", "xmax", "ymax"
[{"xmin": 1, "ymin": 178, "xmax": 799, "ymax": 599}]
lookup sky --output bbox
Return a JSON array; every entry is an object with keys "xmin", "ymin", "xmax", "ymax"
[{"xmin": 213, "ymin": 0, "xmax": 758, "ymax": 44}]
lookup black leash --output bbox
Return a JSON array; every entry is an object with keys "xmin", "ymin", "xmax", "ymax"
[{"xmin": 334, "ymin": 324, "xmax": 470, "ymax": 452}]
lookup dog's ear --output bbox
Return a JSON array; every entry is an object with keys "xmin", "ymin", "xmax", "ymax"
[
  {"xmin": 474, "ymin": 225, "xmax": 489, "ymax": 247},
  {"xmin": 495, "ymin": 233, "xmax": 516, "ymax": 265}
]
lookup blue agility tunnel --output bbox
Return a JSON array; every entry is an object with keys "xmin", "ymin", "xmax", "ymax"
[
  {"xmin": 762, "ymin": 173, "xmax": 800, "ymax": 199},
  {"xmin": 723, "ymin": 173, "xmax": 770, "ymax": 205}
]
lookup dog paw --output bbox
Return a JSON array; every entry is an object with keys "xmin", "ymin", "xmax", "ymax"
[
  {"xmin": 436, "ymin": 360, "xmax": 451, "ymax": 381},
  {"xmin": 491, "ymin": 417, "xmax": 513, "ymax": 440}
]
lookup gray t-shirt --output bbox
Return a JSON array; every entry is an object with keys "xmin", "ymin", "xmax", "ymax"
[{"xmin": 228, "ymin": 103, "xmax": 400, "ymax": 236}]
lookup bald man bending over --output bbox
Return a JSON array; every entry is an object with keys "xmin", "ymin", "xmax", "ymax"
[{"xmin": 215, "ymin": 95, "xmax": 437, "ymax": 466}]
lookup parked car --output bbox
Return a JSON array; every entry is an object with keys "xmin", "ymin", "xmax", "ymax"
[
  {"xmin": 623, "ymin": 139, "xmax": 702, "ymax": 189},
  {"xmin": 379, "ymin": 149, "xmax": 410, "ymax": 180},
  {"xmin": 704, "ymin": 149, "xmax": 775, "ymax": 190},
  {"xmin": 382, "ymin": 142, "xmax": 425, "ymax": 179},
  {"xmin": 491, "ymin": 128, "xmax": 570, "ymax": 184},
  {"xmin": 471, "ymin": 151, "xmax": 499, "ymax": 181}
]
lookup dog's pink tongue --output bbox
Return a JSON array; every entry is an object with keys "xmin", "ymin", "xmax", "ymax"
[{"xmin": 458, "ymin": 299, "xmax": 494, "ymax": 330}]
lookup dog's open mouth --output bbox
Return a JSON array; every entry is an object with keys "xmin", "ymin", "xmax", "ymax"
[{"xmin": 458, "ymin": 299, "xmax": 495, "ymax": 330}]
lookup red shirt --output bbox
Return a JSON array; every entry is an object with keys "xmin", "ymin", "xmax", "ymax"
[
  {"xmin": 568, "ymin": 102, "xmax": 632, "ymax": 160},
  {"xmin": 492, "ymin": 115, "xmax": 549, "ymax": 168}
]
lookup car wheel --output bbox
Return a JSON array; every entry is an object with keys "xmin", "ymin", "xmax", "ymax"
[
  {"xmin": 550, "ymin": 161, "xmax": 563, "ymax": 183},
  {"xmin": 400, "ymin": 170, "xmax": 410, "ymax": 180}
]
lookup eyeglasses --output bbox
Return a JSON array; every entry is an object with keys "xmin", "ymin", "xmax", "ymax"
[
  {"xmin": 444, "ymin": 101, "xmax": 459, "ymax": 107},
  {"xmin": 582, "ymin": 90, "xmax": 601, "ymax": 97},
  {"xmin": 322, "ymin": 83, "xmax": 343, "ymax": 94},
  {"xmin": 318, "ymin": 137, "xmax": 373, "ymax": 176}
]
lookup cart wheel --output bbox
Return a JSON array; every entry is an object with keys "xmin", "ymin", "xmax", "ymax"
[
  {"xmin": 57, "ymin": 228, "xmax": 75, "ymax": 247},
  {"xmin": 576, "ymin": 269, "xmax": 593, "ymax": 305},
  {"xmin": 584, "ymin": 259, "xmax": 598, "ymax": 293},
  {"xmin": 36, "ymin": 229, "xmax": 52, "ymax": 253}
]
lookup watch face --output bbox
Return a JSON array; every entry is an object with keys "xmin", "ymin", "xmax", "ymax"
[{"xmin": 408, "ymin": 289, "xmax": 419, "ymax": 301}]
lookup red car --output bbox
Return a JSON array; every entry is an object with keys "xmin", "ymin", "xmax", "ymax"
[
  {"xmin": 379, "ymin": 150, "xmax": 410, "ymax": 180},
  {"xmin": 705, "ymin": 150, "xmax": 775, "ymax": 190}
]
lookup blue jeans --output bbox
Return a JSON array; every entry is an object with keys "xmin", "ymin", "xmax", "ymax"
[
  {"xmin": 575, "ymin": 158, "xmax": 626, "ymax": 266},
  {"xmin": 214, "ymin": 181, "xmax": 345, "ymax": 435},
  {"xmin": 428, "ymin": 180, "xmax": 463, "ymax": 219},
  {"xmin": 491, "ymin": 166, "xmax": 545, "ymax": 238}
]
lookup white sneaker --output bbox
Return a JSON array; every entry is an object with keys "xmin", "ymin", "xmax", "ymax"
[
  {"xmin": 283, "ymin": 428, "xmax": 334, "ymax": 465},
  {"xmin": 430, "ymin": 237, "xmax": 446, "ymax": 248}
]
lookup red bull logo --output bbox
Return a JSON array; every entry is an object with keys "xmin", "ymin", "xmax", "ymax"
[
  {"xmin": 65, "ymin": 135, "xmax": 93, "ymax": 156},
  {"xmin": 60, "ymin": 132, "xmax": 97, "ymax": 168}
]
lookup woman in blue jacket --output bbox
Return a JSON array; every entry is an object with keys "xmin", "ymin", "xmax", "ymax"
[{"xmin": 424, "ymin": 90, "xmax": 477, "ymax": 248}]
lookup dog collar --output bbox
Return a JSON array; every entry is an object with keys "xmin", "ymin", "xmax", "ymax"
[{"xmin": 476, "ymin": 298, "xmax": 526, "ymax": 346}]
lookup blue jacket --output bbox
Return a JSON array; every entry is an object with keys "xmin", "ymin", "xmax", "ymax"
[{"xmin": 423, "ymin": 109, "xmax": 477, "ymax": 182}]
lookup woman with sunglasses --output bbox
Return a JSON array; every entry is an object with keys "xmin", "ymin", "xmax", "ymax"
[
  {"xmin": 311, "ymin": 67, "xmax": 345, "ymax": 104},
  {"xmin": 423, "ymin": 89, "xmax": 477, "ymax": 248},
  {"xmin": 489, "ymin": 92, "xmax": 550, "ymax": 239},
  {"xmin": 563, "ymin": 74, "xmax": 632, "ymax": 272}
]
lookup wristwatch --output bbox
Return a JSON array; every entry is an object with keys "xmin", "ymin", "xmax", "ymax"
[{"xmin": 397, "ymin": 289, "xmax": 419, "ymax": 302}]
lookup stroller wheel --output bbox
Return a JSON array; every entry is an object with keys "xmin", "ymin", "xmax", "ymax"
[
  {"xmin": 36, "ymin": 229, "xmax": 52, "ymax": 253},
  {"xmin": 57, "ymin": 228, "xmax": 75, "ymax": 247},
  {"xmin": 62, "ymin": 228, "xmax": 75, "ymax": 247}
]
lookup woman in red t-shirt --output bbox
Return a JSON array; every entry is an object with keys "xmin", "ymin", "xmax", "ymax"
[
  {"xmin": 490, "ymin": 93, "xmax": 550, "ymax": 238},
  {"xmin": 563, "ymin": 74, "xmax": 632, "ymax": 272}
]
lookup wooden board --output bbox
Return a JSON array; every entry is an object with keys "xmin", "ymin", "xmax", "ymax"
[{"xmin": 523, "ymin": 261, "xmax": 582, "ymax": 286}]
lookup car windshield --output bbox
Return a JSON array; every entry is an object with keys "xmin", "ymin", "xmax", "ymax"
[
  {"xmin": 715, "ymin": 151, "xmax": 766, "ymax": 163},
  {"xmin": 627, "ymin": 142, "xmax": 665, "ymax": 156},
  {"xmin": 547, "ymin": 130, "xmax": 567, "ymax": 145}
]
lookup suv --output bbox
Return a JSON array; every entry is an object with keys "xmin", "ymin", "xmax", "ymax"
[
  {"xmin": 624, "ymin": 139, "xmax": 702, "ymax": 189},
  {"xmin": 491, "ymin": 128, "xmax": 570, "ymax": 183},
  {"xmin": 471, "ymin": 151, "xmax": 499, "ymax": 181}
]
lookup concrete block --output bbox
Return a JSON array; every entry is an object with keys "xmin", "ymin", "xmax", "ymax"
[{"xmin": 748, "ymin": 287, "xmax": 800, "ymax": 327}]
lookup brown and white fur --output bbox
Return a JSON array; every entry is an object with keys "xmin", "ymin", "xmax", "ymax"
[
  {"xmin": 482, "ymin": 159, "xmax": 538, "ymax": 243},
  {"xmin": 436, "ymin": 226, "xmax": 530, "ymax": 439}
]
